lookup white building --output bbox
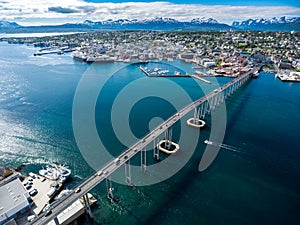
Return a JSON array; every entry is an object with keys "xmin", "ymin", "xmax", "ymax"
[{"xmin": 0, "ymin": 178, "xmax": 31, "ymax": 224}]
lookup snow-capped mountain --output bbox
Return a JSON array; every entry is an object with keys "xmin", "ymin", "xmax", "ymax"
[
  {"xmin": 232, "ymin": 16, "xmax": 300, "ymax": 31},
  {"xmin": 191, "ymin": 17, "xmax": 218, "ymax": 24},
  {"xmin": 0, "ymin": 21, "xmax": 20, "ymax": 28},
  {"xmin": 82, "ymin": 17, "xmax": 220, "ymax": 27},
  {"xmin": 2, "ymin": 16, "xmax": 298, "ymax": 33},
  {"xmin": 52, "ymin": 17, "xmax": 231, "ymax": 31}
]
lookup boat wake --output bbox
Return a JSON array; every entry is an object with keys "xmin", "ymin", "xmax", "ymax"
[
  {"xmin": 204, "ymin": 140, "xmax": 247, "ymax": 155},
  {"xmin": 74, "ymin": 175, "xmax": 83, "ymax": 180}
]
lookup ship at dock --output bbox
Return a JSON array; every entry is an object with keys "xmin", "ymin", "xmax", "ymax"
[
  {"xmin": 86, "ymin": 55, "xmax": 115, "ymax": 63},
  {"xmin": 71, "ymin": 51, "xmax": 87, "ymax": 62}
]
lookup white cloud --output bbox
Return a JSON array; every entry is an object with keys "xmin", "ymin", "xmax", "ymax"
[{"xmin": 0, "ymin": 0, "xmax": 299, "ymax": 25}]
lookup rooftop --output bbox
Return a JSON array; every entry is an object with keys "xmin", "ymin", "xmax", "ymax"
[{"xmin": 0, "ymin": 178, "xmax": 30, "ymax": 224}]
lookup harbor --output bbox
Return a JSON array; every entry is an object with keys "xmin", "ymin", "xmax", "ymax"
[
  {"xmin": 276, "ymin": 71, "xmax": 300, "ymax": 82},
  {"xmin": 33, "ymin": 47, "xmax": 75, "ymax": 56},
  {"xmin": 0, "ymin": 31, "xmax": 300, "ymax": 225},
  {"xmin": 0, "ymin": 163, "xmax": 98, "ymax": 225},
  {"xmin": 23, "ymin": 172, "xmax": 63, "ymax": 215},
  {"xmin": 139, "ymin": 65, "xmax": 211, "ymax": 84}
]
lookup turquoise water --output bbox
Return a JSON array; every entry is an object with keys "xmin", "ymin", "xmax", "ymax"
[{"xmin": 0, "ymin": 42, "xmax": 299, "ymax": 224}]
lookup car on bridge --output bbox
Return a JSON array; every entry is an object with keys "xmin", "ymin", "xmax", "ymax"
[
  {"xmin": 44, "ymin": 210, "xmax": 52, "ymax": 217},
  {"xmin": 114, "ymin": 158, "xmax": 120, "ymax": 165}
]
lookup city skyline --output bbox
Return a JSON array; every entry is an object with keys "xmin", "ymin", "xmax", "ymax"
[{"xmin": 0, "ymin": 0, "xmax": 299, "ymax": 26}]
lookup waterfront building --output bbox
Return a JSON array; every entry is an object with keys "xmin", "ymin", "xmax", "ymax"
[{"xmin": 0, "ymin": 178, "xmax": 31, "ymax": 224}]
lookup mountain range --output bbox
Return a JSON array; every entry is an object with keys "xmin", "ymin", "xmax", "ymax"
[
  {"xmin": 232, "ymin": 16, "xmax": 300, "ymax": 31},
  {"xmin": 0, "ymin": 16, "xmax": 299, "ymax": 33}
]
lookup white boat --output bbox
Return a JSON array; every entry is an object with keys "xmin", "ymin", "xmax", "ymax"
[
  {"xmin": 72, "ymin": 51, "xmax": 87, "ymax": 61},
  {"xmin": 39, "ymin": 164, "xmax": 71, "ymax": 183},
  {"xmin": 86, "ymin": 56, "xmax": 114, "ymax": 63},
  {"xmin": 252, "ymin": 71, "xmax": 259, "ymax": 78},
  {"xmin": 204, "ymin": 140, "xmax": 213, "ymax": 145}
]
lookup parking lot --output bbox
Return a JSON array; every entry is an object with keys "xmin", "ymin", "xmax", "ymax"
[{"xmin": 22, "ymin": 173, "xmax": 62, "ymax": 215}]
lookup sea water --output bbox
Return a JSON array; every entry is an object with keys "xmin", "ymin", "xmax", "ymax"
[{"xmin": 0, "ymin": 42, "xmax": 299, "ymax": 225}]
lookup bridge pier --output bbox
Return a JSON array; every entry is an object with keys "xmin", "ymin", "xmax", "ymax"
[
  {"xmin": 210, "ymin": 96, "xmax": 215, "ymax": 112},
  {"xmin": 125, "ymin": 160, "xmax": 133, "ymax": 186},
  {"xmin": 212, "ymin": 94, "xmax": 217, "ymax": 110},
  {"xmin": 204, "ymin": 100, "xmax": 209, "ymax": 116},
  {"xmin": 216, "ymin": 93, "xmax": 220, "ymax": 106},
  {"xmin": 220, "ymin": 91, "xmax": 224, "ymax": 102},
  {"xmin": 208, "ymin": 96, "xmax": 214, "ymax": 114},
  {"xmin": 83, "ymin": 193, "xmax": 93, "ymax": 219},
  {"xmin": 230, "ymin": 84, "xmax": 234, "ymax": 94},
  {"xmin": 224, "ymin": 88, "xmax": 229, "ymax": 99},
  {"xmin": 106, "ymin": 176, "xmax": 115, "ymax": 202},
  {"xmin": 54, "ymin": 217, "xmax": 59, "ymax": 225},
  {"xmin": 187, "ymin": 107, "xmax": 205, "ymax": 128},
  {"xmin": 199, "ymin": 101, "xmax": 204, "ymax": 119},
  {"xmin": 141, "ymin": 147, "xmax": 147, "ymax": 172},
  {"xmin": 157, "ymin": 128, "xmax": 180, "ymax": 154},
  {"xmin": 217, "ymin": 92, "xmax": 223, "ymax": 106},
  {"xmin": 153, "ymin": 139, "xmax": 160, "ymax": 161},
  {"xmin": 186, "ymin": 70, "xmax": 253, "ymax": 134}
]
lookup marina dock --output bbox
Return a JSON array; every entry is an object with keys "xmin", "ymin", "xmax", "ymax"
[
  {"xmin": 139, "ymin": 65, "xmax": 211, "ymax": 84},
  {"xmin": 190, "ymin": 75, "xmax": 211, "ymax": 84},
  {"xmin": 34, "ymin": 48, "xmax": 75, "ymax": 56}
]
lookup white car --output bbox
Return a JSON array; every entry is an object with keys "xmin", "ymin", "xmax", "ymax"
[{"xmin": 27, "ymin": 215, "xmax": 36, "ymax": 222}]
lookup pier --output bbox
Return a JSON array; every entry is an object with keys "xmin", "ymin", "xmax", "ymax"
[
  {"xmin": 30, "ymin": 67, "xmax": 258, "ymax": 225},
  {"xmin": 34, "ymin": 48, "xmax": 75, "ymax": 56},
  {"xmin": 139, "ymin": 65, "xmax": 211, "ymax": 84}
]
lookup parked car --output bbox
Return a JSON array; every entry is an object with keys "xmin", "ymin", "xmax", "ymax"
[{"xmin": 29, "ymin": 189, "xmax": 38, "ymax": 197}]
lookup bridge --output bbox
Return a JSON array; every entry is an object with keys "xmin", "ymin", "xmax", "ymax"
[{"xmin": 30, "ymin": 67, "xmax": 258, "ymax": 225}]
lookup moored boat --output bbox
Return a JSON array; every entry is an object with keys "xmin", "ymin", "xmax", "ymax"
[{"xmin": 39, "ymin": 164, "xmax": 71, "ymax": 183}]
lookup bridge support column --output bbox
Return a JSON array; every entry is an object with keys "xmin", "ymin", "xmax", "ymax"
[
  {"xmin": 216, "ymin": 92, "xmax": 221, "ymax": 106},
  {"xmin": 208, "ymin": 97, "xmax": 213, "ymax": 114},
  {"xmin": 220, "ymin": 91, "xmax": 224, "ymax": 103},
  {"xmin": 83, "ymin": 193, "xmax": 93, "ymax": 219},
  {"xmin": 106, "ymin": 176, "xmax": 114, "ymax": 202},
  {"xmin": 230, "ymin": 85, "xmax": 234, "ymax": 95},
  {"xmin": 157, "ymin": 128, "xmax": 180, "ymax": 154},
  {"xmin": 225, "ymin": 88, "xmax": 229, "ymax": 99},
  {"xmin": 204, "ymin": 100, "xmax": 209, "ymax": 116},
  {"xmin": 141, "ymin": 147, "xmax": 147, "ymax": 172},
  {"xmin": 54, "ymin": 217, "xmax": 59, "ymax": 225},
  {"xmin": 125, "ymin": 160, "xmax": 133, "ymax": 186},
  {"xmin": 153, "ymin": 139, "xmax": 160, "ymax": 161},
  {"xmin": 199, "ymin": 102, "xmax": 205, "ymax": 119},
  {"xmin": 187, "ymin": 107, "xmax": 205, "ymax": 128},
  {"xmin": 167, "ymin": 128, "xmax": 173, "ymax": 149},
  {"xmin": 234, "ymin": 82, "xmax": 238, "ymax": 91},
  {"xmin": 212, "ymin": 95, "xmax": 217, "ymax": 110},
  {"xmin": 219, "ymin": 92, "xmax": 223, "ymax": 105}
]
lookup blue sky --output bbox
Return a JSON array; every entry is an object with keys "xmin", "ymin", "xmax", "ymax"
[{"xmin": 0, "ymin": 0, "xmax": 299, "ymax": 26}]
